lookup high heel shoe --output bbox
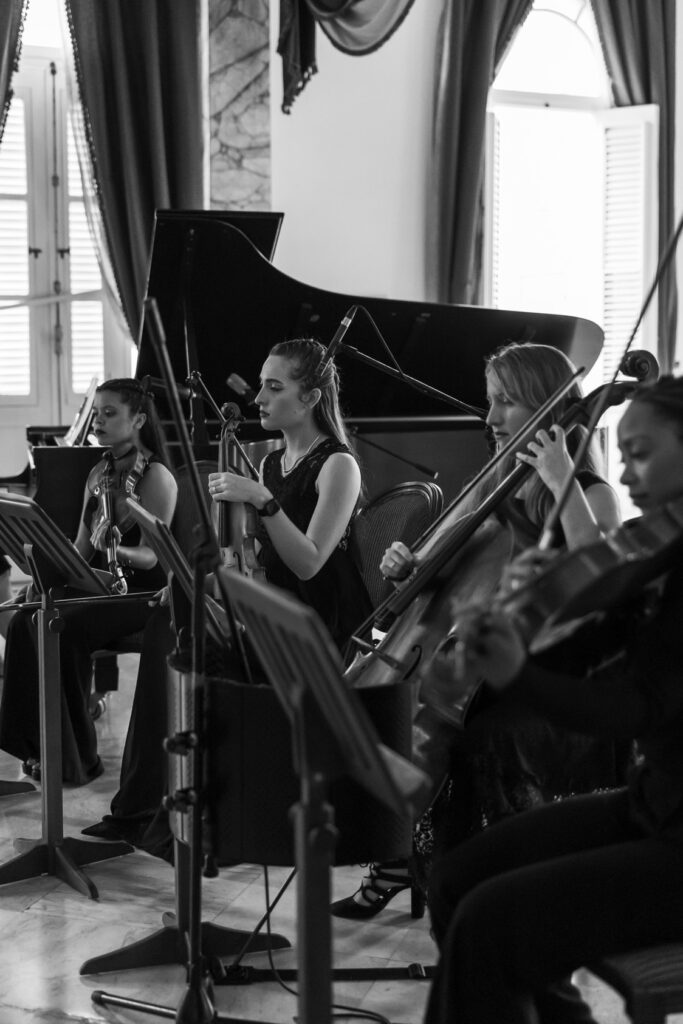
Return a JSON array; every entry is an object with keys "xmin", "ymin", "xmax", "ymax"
[
  {"xmin": 21, "ymin": 758, "xmax": 40, "ymax": 781},
  {"xmin": 331, "ymin": 861, "xmax": 426, "ymax": 920}
]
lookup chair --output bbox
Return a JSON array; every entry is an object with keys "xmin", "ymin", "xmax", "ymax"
[
  {"xmin": 89, "ymin": 459, "xmax": 218, "ymax": 716},
  {"xmin": 349, "ymin": 481, "xmax": 443, "ymax": 610},
  {"xmin": 586, "ymin": 947, "xmax": 683, "ymax": 1024}
]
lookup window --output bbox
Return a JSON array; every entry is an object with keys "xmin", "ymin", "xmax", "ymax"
[
  {"xmin": 485, "ymin": 0, "xmax": 658, "ymax": 514},
  {"xmin": 485, "ymin": 0, "xmax": 658, "ymax": 390},
  {"xmin": 0, "ymin": 0, "xmax": 132, "ymax": 472}
]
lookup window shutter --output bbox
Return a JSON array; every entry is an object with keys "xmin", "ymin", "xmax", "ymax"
[
  {"xmin": 0, "ymin": 99, "xmax": 31, "ymax": 396},
  {"xmin": 600, "ymin": 105, "xmax": 659, "ymax": 380}
]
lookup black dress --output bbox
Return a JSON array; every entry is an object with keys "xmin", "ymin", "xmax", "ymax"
[
  {"xmin": 0, "ymin": 455, "xmax": 166, "ymax": 785},
  {"xmin": 417, "ymin": 470, "xmax": 631, "ymax": 865},
  {"xmin": 258, "ymin": 437, "xmax": 372, "ymax": 650}
]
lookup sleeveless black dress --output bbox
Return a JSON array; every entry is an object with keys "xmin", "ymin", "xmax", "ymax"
[{"xmin": 259, "ymin": 438, "xmax": 372, "ymax": 651}]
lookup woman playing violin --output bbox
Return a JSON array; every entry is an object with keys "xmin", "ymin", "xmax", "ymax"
[
  {"xmin": 0, "ymin": 378, "xmax": 177, "ymax": 785},
  {"xmin": 424, "ymin": 374, "xmax": 683, "ymax": 1024},
  {"xmin": 333, "ymin": 341, "xmax": 625, "ymax": 919},
  {"xmin": 209, "ymin": 337, "xmax": 372, "ymax": 650}
]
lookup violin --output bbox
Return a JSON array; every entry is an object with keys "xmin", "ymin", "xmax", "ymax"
[
  {"xmin": 504, "ymin": 494, "xmax": 683, "ymax": 655},
  {"xmin": 214, "ymin": 403, "xmax": 265, "ymax": 582}
]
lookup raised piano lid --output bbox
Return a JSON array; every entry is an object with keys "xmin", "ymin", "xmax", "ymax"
[{"xmin": 135, "ymin": 212, "xmax": 603, "ymax": 422}]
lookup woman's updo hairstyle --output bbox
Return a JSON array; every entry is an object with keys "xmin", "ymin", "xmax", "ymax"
[
  {"xmin": 630, "ymin": 374, "xmax": 683, "ymax": 437},
  {"xmin": 269, "ymin": 337, "xmax": 356, "ymax": 453},
  {"xmin": 96, "ymin": 378, "xmax": 168, "ymax": 462}
]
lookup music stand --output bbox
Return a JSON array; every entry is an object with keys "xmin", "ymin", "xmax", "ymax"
[
  {"xmin": 216, "ymin": 568, "xmax": 430, "ymax": 1024},
  {"xmin": 0, "ymin": 494, "xmax": 133, "ymax": 898},
  {"xmin": 123, "ymin": 498, "xmax": 229, "ymax": 645}
]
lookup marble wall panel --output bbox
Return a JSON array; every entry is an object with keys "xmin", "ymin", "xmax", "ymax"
[{"xmin": 209, "ymin": 0, "xmax": 271, "ymax": 211}]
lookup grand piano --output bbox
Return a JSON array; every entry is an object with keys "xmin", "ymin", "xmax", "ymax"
[{"xmin": 135, "ymin": 210, "xmax": 603, "ymax": 502}]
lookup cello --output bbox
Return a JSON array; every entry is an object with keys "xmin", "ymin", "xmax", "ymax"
[{"xmin": 345, "ymin": 376, "xmax": 640, "ymax": 698}]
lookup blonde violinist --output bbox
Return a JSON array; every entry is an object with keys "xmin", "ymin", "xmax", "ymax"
[{"xmin": 0, "ymin": 378, "xmax": 177, "ymax": 785}]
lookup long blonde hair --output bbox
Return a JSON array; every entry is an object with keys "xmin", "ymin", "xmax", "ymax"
[{"xmin": 473, "ymin": 342, "xmax": 603, "ymax": 528}]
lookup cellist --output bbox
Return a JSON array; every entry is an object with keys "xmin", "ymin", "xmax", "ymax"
[
  {"xmin": 332, "ymin": 341, "xmax": 624, "ymax": 919},
  {"xmin": 424, "ymin": 373, "xmax": 683, "ymax": 1024}
]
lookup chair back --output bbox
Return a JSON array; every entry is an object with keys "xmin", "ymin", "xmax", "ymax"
[{"xmin": 350, "ymin": 481, "xmax": 443, "ymax": 610}]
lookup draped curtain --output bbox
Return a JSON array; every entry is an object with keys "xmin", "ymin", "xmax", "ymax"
[
  {"xmin": 278, "ymin": 0, "xmax": 415, "ymax": 112},
  {"xmin": 591, "ymin": 0, "xmax": 677, "ymax": 372},
  {"xmin": 428, "ymin": 0, "xmax": 533, "ymax": 305},
  {"xmin": 0, "ymin": 0, "xmax": 28, "ymax": 146},
  {"xmin": 65, "ymin": 0, "xmax": 204, "ymax": 342}
]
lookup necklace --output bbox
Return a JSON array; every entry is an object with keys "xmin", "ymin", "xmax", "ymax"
[{"xmin": 281, "ymin": 434, "xmax": 323, "ymax": 476}]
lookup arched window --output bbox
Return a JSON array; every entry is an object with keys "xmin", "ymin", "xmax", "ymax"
[{"xmin": 485, "ymin": 0, "xmax": 658, "ymax": 395}]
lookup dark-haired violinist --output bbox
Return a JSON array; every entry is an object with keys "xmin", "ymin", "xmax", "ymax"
[
  {"xmin": 424, "ymin": 374, "xmax": 683, "ymax": 1024},
  {"xmin": 333, "ymin": 341, "xmax": 625, "ymax": 919},
  {"xmin": 0, "ymin": 379, "xmax": 177, "ymax": 785}
]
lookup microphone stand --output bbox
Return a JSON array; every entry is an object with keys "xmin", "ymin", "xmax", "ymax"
[{"xmin": 337, "ymin": 304, "xmax": 487, "ymax": 419}]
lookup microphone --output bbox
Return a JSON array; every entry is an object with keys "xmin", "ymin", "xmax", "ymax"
[
  {"xmin": 226, "ymin": 372, "xmax": 258, "ymax": 404},
  {"xmin": 324, "ymin": 304, "xmax": 359, "ymax": 364},
  {"xmin": 141, "ymin": 375, "xmax": 192, "ymax": 401},
  {"xmin": 619, "ymin": 349, "xmax": 659, "ymax": 383}
]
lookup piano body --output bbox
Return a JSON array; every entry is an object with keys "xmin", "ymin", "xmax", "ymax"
[
  {"xmin": 3, "ymin": 209, "xmax": 603, "ymax": 536},
  {"xmin": 135, "ymin": 211, "xmax": 603, "ymax": 502}
]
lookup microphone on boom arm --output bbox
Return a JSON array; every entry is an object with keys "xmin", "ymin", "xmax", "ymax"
[
  {"xmin": 323, "ymin": 304, "xmax": 359, "ymax": 366},
  {"xmin": 226, "ymin": 372, "xmax": 258, "ymax": 404}
]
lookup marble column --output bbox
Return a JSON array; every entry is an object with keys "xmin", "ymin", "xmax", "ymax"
[{"xmin": 209, "ymin": 0, "xmax": 270, "ymax": 210}]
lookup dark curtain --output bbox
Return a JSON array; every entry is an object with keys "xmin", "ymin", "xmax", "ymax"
[
  {"xmin": 0, "ymin": 0, "xmax": 28, "ymax": 146},
  {"xmin": 591, "ymin": 1, "xmax": 677, "ymax": 371},
  {"xmin": 428, "ymin": 0, "xmax": 533, "ymax": 305},
  {"xmin": 278, "ymin": 0, "xmax": 416, "ymax": 112},
  {"xmin": 65, "ymin": 0, "xmax": 204, "ymax": 342}
]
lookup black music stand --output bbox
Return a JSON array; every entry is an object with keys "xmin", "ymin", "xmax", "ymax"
[
  {"xmin": 217, "ymin": 568, "xmax": 430, "ymax": 1024},
  {"xmin": 0, "ymin": 494, "xmax": 133, "ymax": 898}
]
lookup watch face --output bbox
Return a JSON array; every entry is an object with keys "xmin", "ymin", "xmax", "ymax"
[{"xmin": 261, "ymin": 498, "xmax": 279, "ymax": 517}]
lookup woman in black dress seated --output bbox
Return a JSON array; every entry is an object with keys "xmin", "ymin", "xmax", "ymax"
[{"xmin": 332, "ymin": 341, "xmax": 626, "ymax": 918}]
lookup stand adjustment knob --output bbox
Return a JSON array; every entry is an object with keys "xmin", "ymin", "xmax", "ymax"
[
  {"xmin": 163, "ymin": 788, "xmax": 198, "ymax": 812},
  {"xmin": 163, "ymin": 731, "xmax": 198, "ymax": 755}
]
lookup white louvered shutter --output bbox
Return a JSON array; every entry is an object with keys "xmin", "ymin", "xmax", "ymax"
[{"xmin": 599, "ymin": 104, "xmax": 659, "ymax": 380}]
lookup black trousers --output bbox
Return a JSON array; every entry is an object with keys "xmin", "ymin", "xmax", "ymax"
[
  {"xmin": 425, "ymin": 788, "xmax": 683, "ymax": 1024},
  {"xmin": 0, "ymin": 591, "xmax": 157, "ymax": 784}
]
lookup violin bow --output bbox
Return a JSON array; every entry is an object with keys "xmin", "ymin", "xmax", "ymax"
[{"xmin": 537, "ymin": 209, "xmax": 683, "ymax": 552}]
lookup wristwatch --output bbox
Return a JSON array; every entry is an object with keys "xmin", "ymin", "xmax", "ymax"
[{"xmin": 257, "ymin": 497, "xmax": 280, "ymax": 518}]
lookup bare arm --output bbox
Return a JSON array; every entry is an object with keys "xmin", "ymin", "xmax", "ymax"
[
  {"xmin": 116, "ymin": 463, "xmax": 177, "ymax": 571},
  {"xmin": 209, "ymin": 453, "xmax": 361, "ymax": 580},
  {"xmin": 518, "ymin": 425, "xmax": 621, "ymax": 548}
]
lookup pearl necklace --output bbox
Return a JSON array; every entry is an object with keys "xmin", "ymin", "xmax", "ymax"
[{"xmin": 281, "ymin": 434, "xmax": 323, "ymax": 476}]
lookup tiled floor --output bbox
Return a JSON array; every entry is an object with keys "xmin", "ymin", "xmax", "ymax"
[{"xmin": 0, "ymin": 650, "xmax": 669, "ymax": 1024}]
